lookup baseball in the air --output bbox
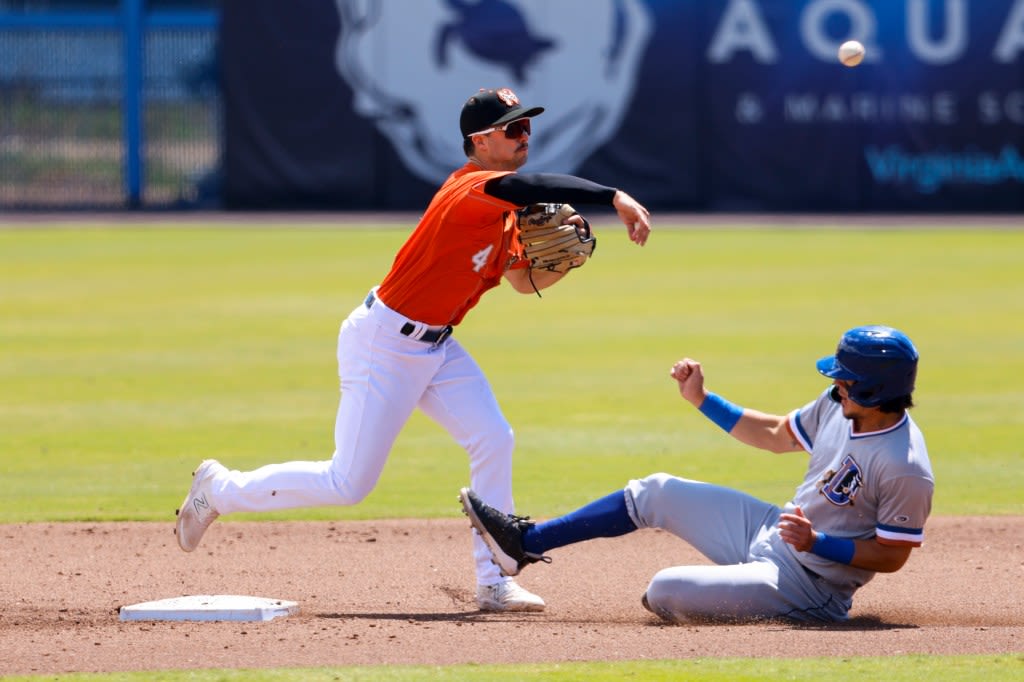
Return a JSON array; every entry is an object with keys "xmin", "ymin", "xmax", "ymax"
[{"xmin": 838, "ymin": 40, "xmax": 866, "ymax": 67}]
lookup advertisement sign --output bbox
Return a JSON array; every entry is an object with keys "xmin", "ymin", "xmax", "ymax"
[{"xmin": 223, "ymin": 0, "xmax": 1024, "ymax": 211}]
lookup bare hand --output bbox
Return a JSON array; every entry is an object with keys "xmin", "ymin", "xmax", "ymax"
[
  {"xmin": 778, "ymin": 506, "xmax": 816, "ymax": 552},
  {"xmin": 670, "ymin": 358, "xmax": 706, "ymax": 406},
  {"xmin": 612, "ymin": 190, "xmax": 650, "ymax": 246}
]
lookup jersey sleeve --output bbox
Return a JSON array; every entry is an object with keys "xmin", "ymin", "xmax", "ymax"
[
  {"xmin": 874, "ymin": 474, "xmax": 934, "ymax": 546},
  {"xmin": 788, "ymin": 389, "xmax": 833, "ymax": 452},
  {"xmin": 485, "ymin": 172, "xmax": 618, "ymax": 206}
]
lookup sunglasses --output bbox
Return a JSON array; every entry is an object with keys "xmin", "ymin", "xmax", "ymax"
[{"xmin": 469, "ymin": 118, "xmax": 532, "ymax": 139}]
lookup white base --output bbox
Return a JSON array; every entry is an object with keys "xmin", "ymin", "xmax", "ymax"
[{"xmin": 119, "ymin": 595, "xmax": 299, "ymax": 622}]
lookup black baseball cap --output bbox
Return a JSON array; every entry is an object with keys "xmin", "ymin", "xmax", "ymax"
[{"xmin": 460, "ymin": 87, "xmax": 545, "ymax": 138}]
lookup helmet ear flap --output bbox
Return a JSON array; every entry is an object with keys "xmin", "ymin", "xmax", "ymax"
[
  {"xmin": 848, "ymin": 381, "xmax": 882, "ymax": 406},
  {"xmin": 828, "ymin": 382, "xmax": 880, "ymax": 407}
]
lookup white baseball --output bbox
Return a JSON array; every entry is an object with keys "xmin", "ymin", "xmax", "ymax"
[{"xmin": 838, "ymin": 40, "xmax": 865, "ymax": 67}]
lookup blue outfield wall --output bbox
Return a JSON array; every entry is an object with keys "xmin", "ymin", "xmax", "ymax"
[{"xmin": 222, "ymin": 0, "xmax": 1024, "ymax": 212}]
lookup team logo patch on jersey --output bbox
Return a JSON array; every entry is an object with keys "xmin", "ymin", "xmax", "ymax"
[{"xmin": 819, "ymin": 454, "xmax": 863, "ymax": 506}]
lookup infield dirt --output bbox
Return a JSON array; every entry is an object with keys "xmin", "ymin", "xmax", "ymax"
[{"xmin": 2, "ymin": 516, "xmax": 1022, "ymax": 675}]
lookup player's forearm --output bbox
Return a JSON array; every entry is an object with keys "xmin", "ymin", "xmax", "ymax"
[
  {"xmin": 847, "ymin": 538, "xmax": 913, "ymax": 573},
  {"xmin": 785, "ymin": 517, "xmax": 913, "ymax": 572},
  {"xmin": 695, "ymin": 392, "xmax": 798, "ymax": 452},
  {"xmin": 485, "ymin": 173, "xmax": 618, "ymax": 207},
  {"xmin": 728, "ymin": 410, "xmax": 799, "ymax": 453}
]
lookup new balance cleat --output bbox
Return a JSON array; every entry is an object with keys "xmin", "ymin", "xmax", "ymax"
[
  {"xmin": 175, "ymin": 459, "xmax": 225, "ymax": 552},
  {"xmin": 476, "ymin": 579, "xmax": 546, "ymax": 612}
]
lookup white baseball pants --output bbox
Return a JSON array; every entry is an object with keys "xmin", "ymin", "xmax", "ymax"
[{"xmin": 206, "ymin": 290, "xmax": 515, "ymax": 585}]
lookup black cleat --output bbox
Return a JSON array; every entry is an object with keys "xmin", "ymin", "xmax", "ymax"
[{"xmin": 459, "ymin": 487, "xmax": 551, "ymax": 577}]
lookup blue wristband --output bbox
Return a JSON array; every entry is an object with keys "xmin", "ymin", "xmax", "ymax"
[
  {"xmin": 698, "ymin": 392, "xmax": 744, "ymax": 432},
  {"xmin": 811, "ymin": 532, "xmax": 856, "ymax": 564}
]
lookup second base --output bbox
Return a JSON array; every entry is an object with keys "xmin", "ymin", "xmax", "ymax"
[{"xmin": 119, "ymin": 594, "xmax": 299, "ymax": 622}]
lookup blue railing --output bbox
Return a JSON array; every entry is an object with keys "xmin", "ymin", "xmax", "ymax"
[{"xmin": 0, "ymin": 3, "xmax": 218, "ymax": 207}]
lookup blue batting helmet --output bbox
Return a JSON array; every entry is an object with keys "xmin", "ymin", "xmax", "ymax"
[{"xmin": 816, "ymin": 325, "xmax": 919, "ymax": 407}]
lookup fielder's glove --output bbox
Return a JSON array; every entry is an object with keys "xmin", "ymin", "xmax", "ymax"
[{"xmin": 517, "ymin": 203, "xmax": 596, "ymax": 274}]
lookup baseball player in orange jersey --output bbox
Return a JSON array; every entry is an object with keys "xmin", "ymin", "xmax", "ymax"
[{"xmin": 175, "ymin": 87, "xmax": 651, "ymax": 612}]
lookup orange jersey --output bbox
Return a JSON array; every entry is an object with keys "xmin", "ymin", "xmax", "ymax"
[{"xmin": 376, "ymin": 162, "xmax": 529, "ymax": 326}]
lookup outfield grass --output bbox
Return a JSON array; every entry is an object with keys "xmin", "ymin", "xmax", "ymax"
[
  {"xmin": 2, "ymin": 223, "xmax": 1021, "ymax": 522},
  {"xmin": 1, "ymin": 221, "xmax": 1022, "ymax": 681}
]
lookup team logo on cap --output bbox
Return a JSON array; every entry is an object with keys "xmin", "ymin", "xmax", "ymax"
[
  {"xmin": 819, "ymin": 454, "xmax": 862, "ymax": 506},
  {"xmin": 496, "ymin": 88, "xmax": 519, "ymax": 107}
]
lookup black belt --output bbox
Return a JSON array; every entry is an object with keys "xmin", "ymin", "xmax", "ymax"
[{"xmin": 364, "ymin": 291, "xmax": 453, "ymax": 345}]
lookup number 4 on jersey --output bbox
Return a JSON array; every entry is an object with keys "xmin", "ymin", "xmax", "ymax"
[{"xmin": 471, "ymin": 245, "xmax": 494, "ymax": 272}]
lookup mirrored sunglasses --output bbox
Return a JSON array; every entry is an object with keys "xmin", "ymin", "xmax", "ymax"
[{"xmin": 469, "ymin": 118, "xmax": 532, "ymax": 139}]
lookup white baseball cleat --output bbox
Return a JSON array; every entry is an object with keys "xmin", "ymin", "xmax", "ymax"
[
  {"xmin": 476, "ymin": 579, "xmax": 546, "ymax": 612},
  {"xmin": 175, "ymin": 459, "xmax": 225, "ymax": 552}
]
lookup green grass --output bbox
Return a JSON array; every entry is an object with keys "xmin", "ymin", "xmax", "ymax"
[
  {"xmin": 1, "ymin": 220, "xmax": 1022, "ymax": 681},
  {"xmin": 1, "ymin": 223, "xmax": 1022, "ymax": 521},
  {"xmin": 2, "ymin": 655, "xmax": 1022, "ymax": 681}
]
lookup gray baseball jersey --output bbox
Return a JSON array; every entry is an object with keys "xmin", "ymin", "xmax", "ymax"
[
  {"xmin": 625, "ymin": 388, "xmax": 933, "ymax": 623},
  {"xmin": 785, "ymin": 388, "xmax": 934, "ymax": 589}
]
